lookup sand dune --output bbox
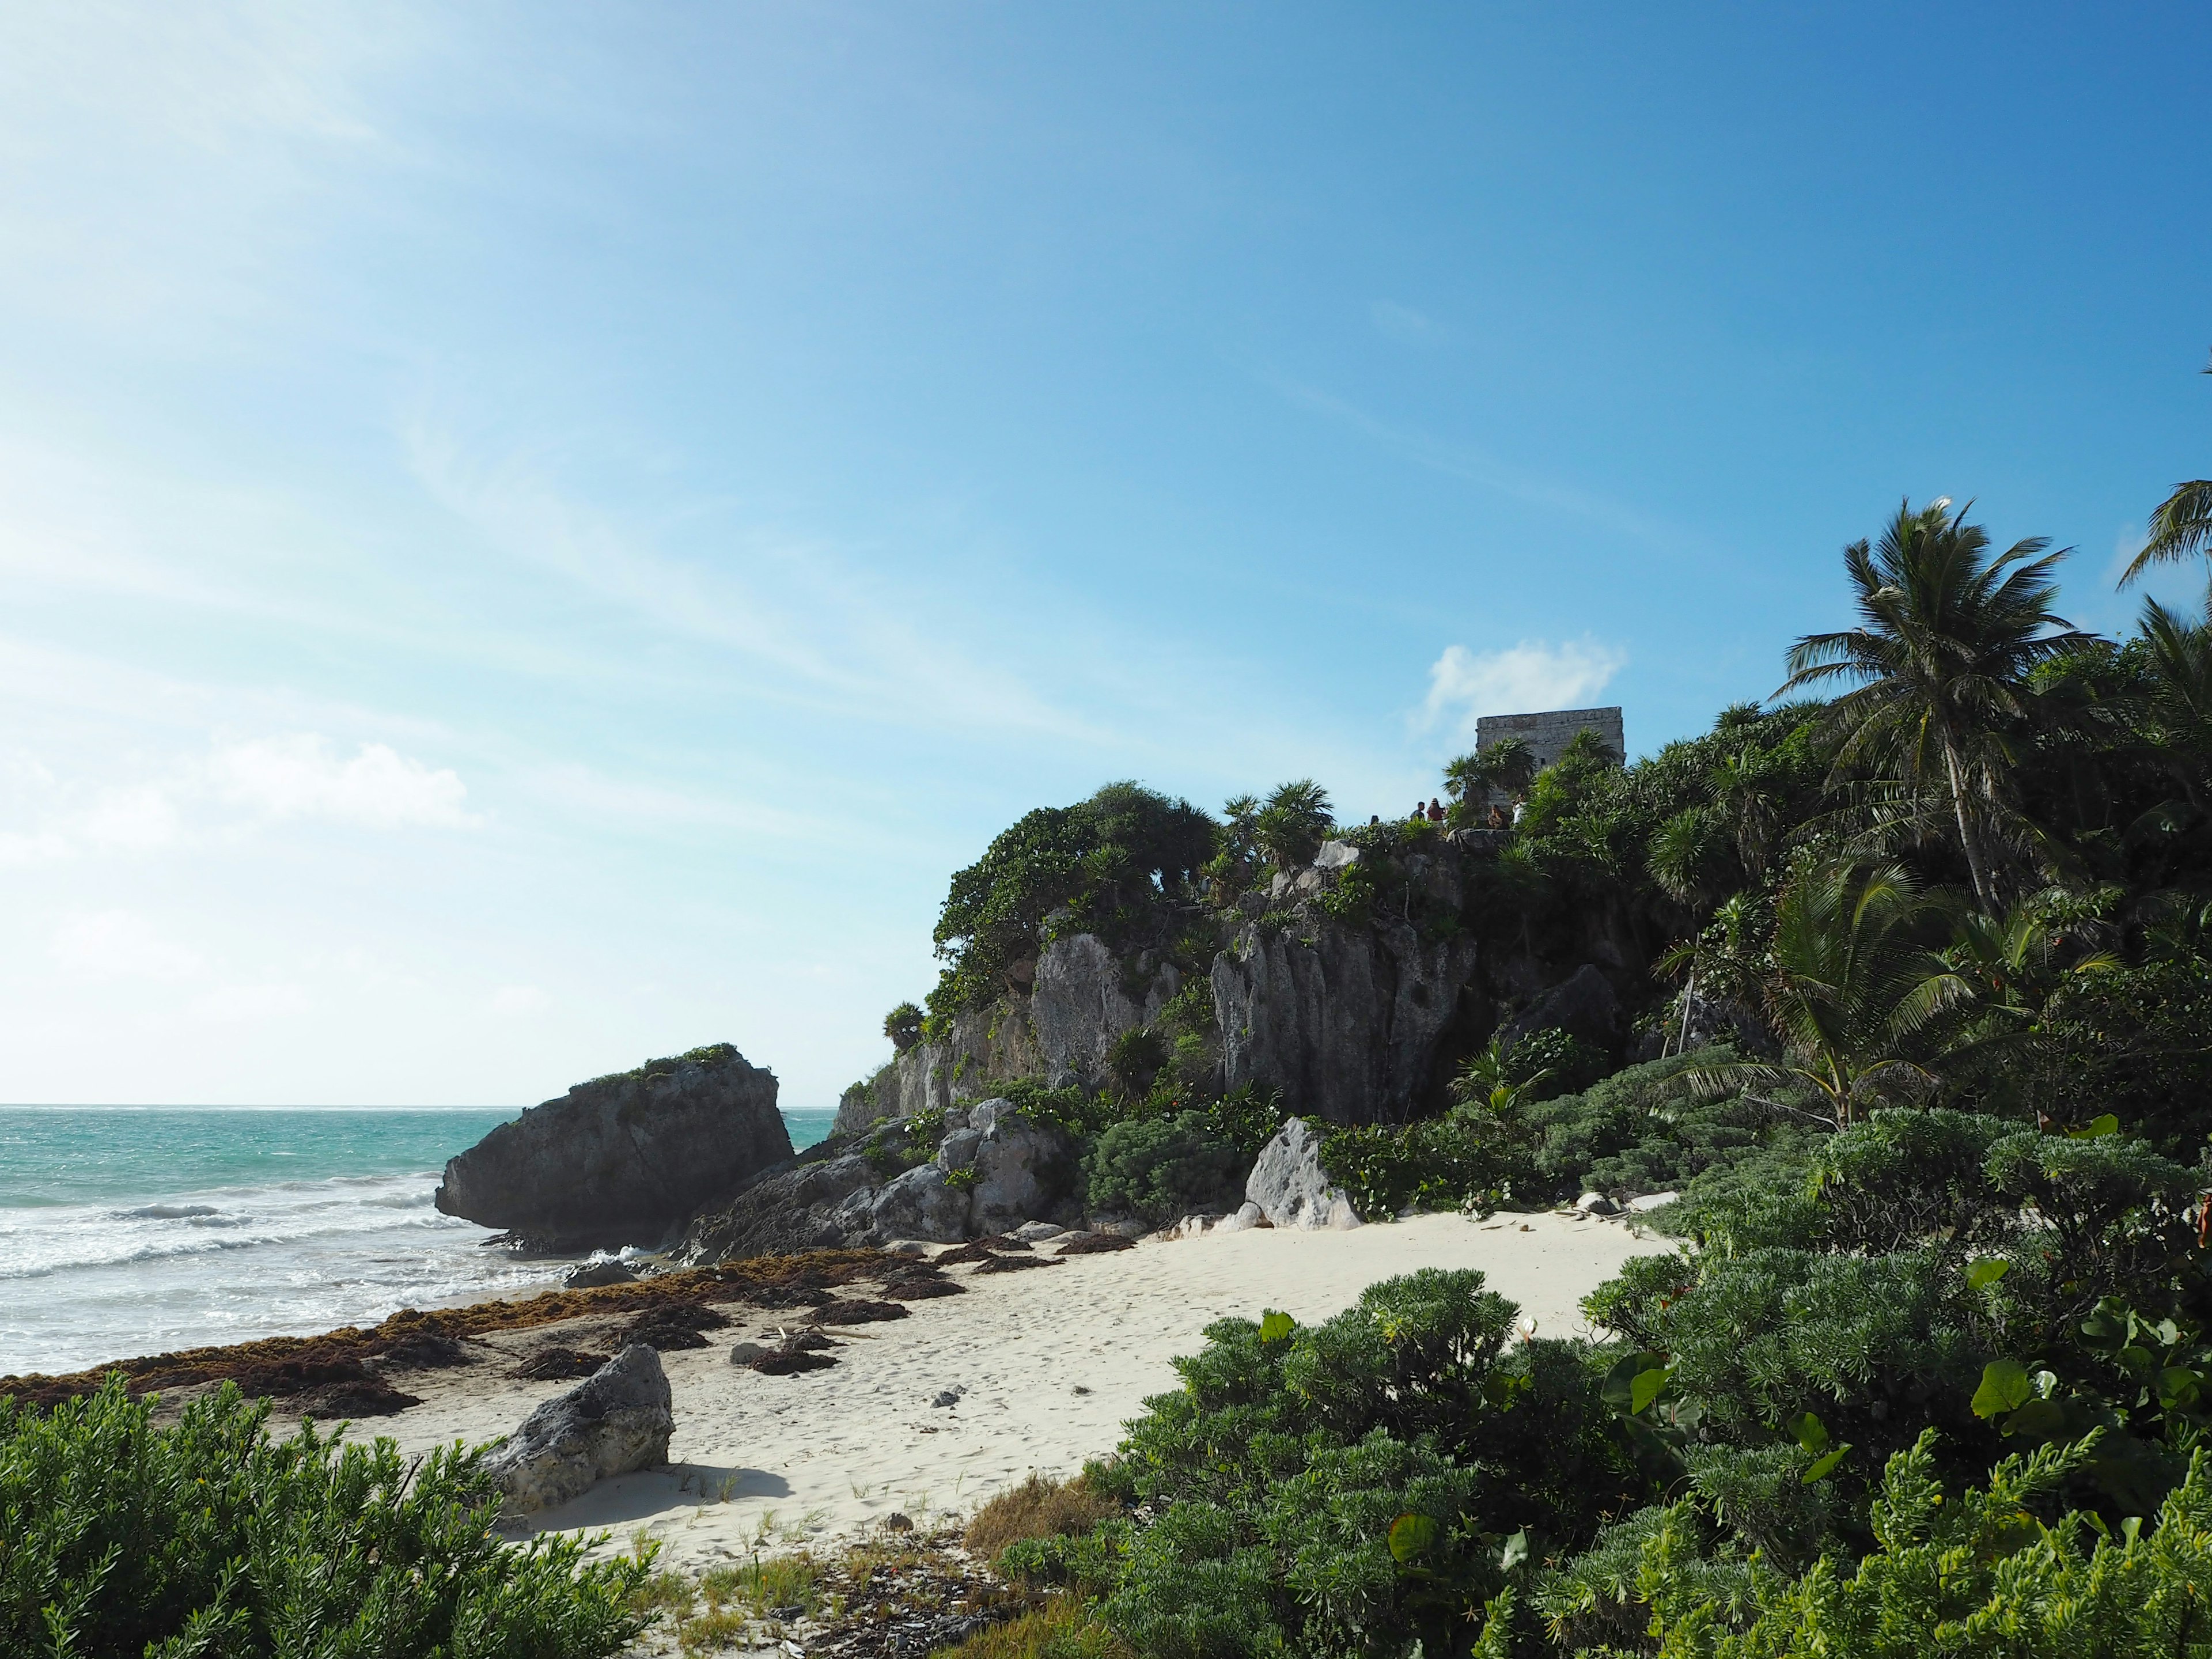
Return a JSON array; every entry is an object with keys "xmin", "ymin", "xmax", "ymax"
[{"xmin": 342, "ymin": 1211, "xmax": 1669, "ymax": 1575}]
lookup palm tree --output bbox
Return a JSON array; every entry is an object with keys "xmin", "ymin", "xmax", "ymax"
[
  {"xmin": 1776, "ymin": 499, "xmax": 2090, "ymax": 911},
  {"xmin": 2139, "ymin": 592, "xmax": 2212, "ymax": 774},
  {"xmin": 1687, "ymin": 859, "xmax": 1972, "ymax": 1127},
  {"xmin": 1448, "ymin": 1036, "xmax": 1550, "ymax": 1116},
  {"xmin": 1444, "ymin": 737, "xmax": 1537, "ymax": 815},
  {"xmin": 1253, "ymin": 779, "xmax": 1334, "ymax": 868},
  {"xmin": 2119, "ymin": 351, "xmax": 2211, "ymax": 589}
]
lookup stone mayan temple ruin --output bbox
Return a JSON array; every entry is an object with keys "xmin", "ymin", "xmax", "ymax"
[{"xmin": 1475, "ymin": 705, "xmax": 1624, "ymax": 769}]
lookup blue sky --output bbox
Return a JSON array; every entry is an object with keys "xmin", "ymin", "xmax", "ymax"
[{"xmin": 3, "ymin": 2, "xmax": 2207, "ymax": 1107}]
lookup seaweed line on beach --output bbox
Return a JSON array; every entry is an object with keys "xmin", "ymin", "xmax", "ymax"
[{"xmin": 0, "ymin": 1248, "xmax": 892, "ymax": 1411}]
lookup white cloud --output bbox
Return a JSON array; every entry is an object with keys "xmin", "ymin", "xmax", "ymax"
[
  {"xmin": 487, "ymin": 984, "xmax": 546, "ymax": 1016},
  {"xmin": 210, "ymin": 734, "xmax": 480, "ymax": 829},
  {"xmin": 51, "ymin": 910, "xmax": 204, "ymax": 982},
  {"xmin": 1421, "ymin": 638, "xmax": 1627, "ymax": 741}
]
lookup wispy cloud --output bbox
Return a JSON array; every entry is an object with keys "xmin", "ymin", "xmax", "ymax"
[
  {"xmin": 0, "ymin": 2, "xmax": 415, "ymax": 333},
  {"xmin": 402, "ymin": 420, "xmax": 1123, "ymax": 747},
  {"xmin": 1370, "ymin": 300, "xmax": 1439, "ymax": 343},
  {"xmin": 1419, "ymin": 638, "xmax": 1627, "ymax": 742},
  {"xmin": 1263, "ymin": 373, "xmax": 1678, "ymax": 548}
]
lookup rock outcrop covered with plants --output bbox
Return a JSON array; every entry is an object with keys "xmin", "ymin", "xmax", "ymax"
[
  {"xmin": 911, "ymin": 487, "xmax": 2212, "ymax": 1657},
  {"xmin": 435, "ymin": 1044, "xmax": 790, "ymax": 1252},
  {"xmin": 835, "ymin": 787, "xmax": 1642, "ymax": 1149}
]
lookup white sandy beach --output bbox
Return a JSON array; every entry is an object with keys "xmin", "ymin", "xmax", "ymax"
[{"xmin": 317, "ymin": 1212, "xmax": 1670, "ymax": 1575}]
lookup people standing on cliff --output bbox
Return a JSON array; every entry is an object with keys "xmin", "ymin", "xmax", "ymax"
[{"xmin": 1426, "ymin": 798, "xmax": 1445, "ymax": 823}]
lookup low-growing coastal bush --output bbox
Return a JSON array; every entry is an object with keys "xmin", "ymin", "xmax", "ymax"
[
  {"xmin": 1082, "ymin": 1113, "xmax": 1247, "ymax": 1225},
  {"xmin": 0, "ymin": 1376, "xmax": 650, "ymax": 1658}
]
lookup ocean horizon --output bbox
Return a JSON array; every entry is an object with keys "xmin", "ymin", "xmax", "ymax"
[{"xmin": 0, "ymin": 1103, "xmax": 838, "ymax": 1378}]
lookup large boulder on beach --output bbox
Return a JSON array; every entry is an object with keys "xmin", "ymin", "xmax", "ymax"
[
  {"xmin": 963, "ymin": 1100, "xmax": 1073, "ymax": 1234},
  {"xmin": 435, "ymin": 1044, "xmax": 790, "ymax": 1252},
  {"xmin": 484, "ymin": 1343, "xmax": 673, "ymax": 1516},
  {"xmin": 1245, "ymin": 1118, "xmax": 1361, "ymax": 1230}
]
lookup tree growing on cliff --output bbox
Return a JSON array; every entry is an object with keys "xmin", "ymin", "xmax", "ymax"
[
  {"xmin": 926, "ymin": 782, "xmax": 1215, "ymax": 1030},
  {"xmin": 1252, "ymin": 779, "xmax": 1334, "ymax": 869}
]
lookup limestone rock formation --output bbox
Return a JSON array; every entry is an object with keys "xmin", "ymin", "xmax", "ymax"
[
  {"xmin": 1213, "ymin": 912, "xmax": 1479, "ymax": 1126},
  {"xmin": 678, "ymin": 1099, "xmax": 1077, "ymax": 1260},
  {"xmin": 1245, "ymin": 1118, "xmax": 1361, "ymax": 1230},
  {"xmin": 435, "ymin": 1044, "xmax": 790, "ymax": 1252},
  {"xmin": 1498, "ymin": 963, "xmax": 1620, "ymax": 1052},
  {"xmin": 679, "ymin": 1152, "xmax": 881, "ymax": 1262},
  {"xmin": 484, "ymin": 1344, "xmax": 673, "ymax": 1516}
]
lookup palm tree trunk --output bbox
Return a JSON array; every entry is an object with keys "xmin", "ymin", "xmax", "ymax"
[{"xmin": 1941, "ymin": 737, "xmax": 1996, "ymax": 911}]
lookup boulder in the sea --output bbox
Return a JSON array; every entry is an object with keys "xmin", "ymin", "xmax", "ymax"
[
  {"xmin": 1245, "ymin": 1118, "xmax": 1361, "ymax": 1230},
  {"xmin": 484, "ymin": 1343, "xmax": 673, "ymax": 1516},
  {"xmin": 435, "ymin": 1044, "xmax": 790, "ymax": 1252}
]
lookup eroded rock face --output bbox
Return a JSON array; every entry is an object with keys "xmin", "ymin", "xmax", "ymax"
[
  {"xmin": 678, "ymin": 1099, "xmax": 1076, "ymax": 1260},
  {"xmin": 965, "ymin": 1100, "xmax": 1075, "ymax": 1235},
  {"xmin": 1245, "ymin": 1118, "xmax": 1360, "ymax": 1230},
  {"xmin": 1029, "ymin": 934, "xmax": 1148, "ymax": 1085},
  {"xmin": 1213, "ymin": 915, "xmax": 1479, "ymax": 1126},
  {"xmin": 485, "ymin": 1344, "xmax": 672, "ymax": 1516},
  {"xmin": 435, "ymin": 1045, "xmax": 790, "ymax": 1253},
  {"xmin": 679, "ymin": 1152, "xmax": 881, "ymax": 1262},
  {"xmin": 863, "ymin": 1164, "xmax": 970, "ymax": 1242},
  {"xmin": 1499, "ymin": 963, "xmax": 1620, "ymax": 1052}
]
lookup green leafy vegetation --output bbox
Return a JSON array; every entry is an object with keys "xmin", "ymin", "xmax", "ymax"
[
  {"xmin": 0, "ymin": 1377, "xmax": 650, "ymax": 1658},
  {"xmin": 1081, "ymin": 1112, "xmax": 1247, "ymax": 1225}
]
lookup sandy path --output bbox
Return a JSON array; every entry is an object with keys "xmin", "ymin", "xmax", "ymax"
[{"xmin": 359, "ymin": 1212, "xmax": 1669, "ymax": 1575}]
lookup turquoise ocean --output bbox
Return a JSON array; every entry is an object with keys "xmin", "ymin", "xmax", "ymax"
[{"xmin": 0, "ymin": 1105, "xmax": 838, "ymax": 1379}]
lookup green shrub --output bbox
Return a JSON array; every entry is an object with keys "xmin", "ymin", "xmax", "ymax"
[
  {"xmin": 1499, "ymin": 1027, "xmax": 1606, "ymax": 1098},
  {"xmin": 0, "ymin": 1377, "xmax": 650, "ymax": 1658},
  {"xmin": 1557, "ymin": 1431, "xmax": 2212, "ymax": 1658},
  {"xmin": 1082, "ymin": 1113, "xmax": 1245, "ymax": 1224},
  {"xmin": 1319, "ymin": 1113, "xmax": 1542, "ymax": 1218},
  {"xmin": 1092, "ymin": 1272, "xmax": 1656, "ymax": 1659}
]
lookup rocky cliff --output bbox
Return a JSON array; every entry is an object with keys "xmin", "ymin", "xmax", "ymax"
[
  {"xmin": 834, "ymin": 828, "xmax": 1641, "ymax": 1136},
  {"xmin": 435, "ymin": 1044, "xmax": 790, "ymax": 1252}
]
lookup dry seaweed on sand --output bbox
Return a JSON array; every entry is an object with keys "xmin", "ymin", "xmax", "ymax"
[
  {"xmin": 0, "ymin": 1247, "xmax": 887, "ymax": 1410},
  {"xmin": 933, "ymin": 1236, "xmax": 1032, "ymax": 1265},
  {"xmin": 970, "ymin": 1253, "xmax": 1064, "ymax": 1274},
  {"xmin": 291, "ymin": 1377, "xmax": 422, "ymax": 1418},
  {"xmin": 744, "ymin": 1335, "xmax": 840, "ymax": 1375},
  {"xmin": 1052, "ymin": 1233, "xmax": 1136, "ymax": 1256},
  {"xmin": 808, "ymin": 1298, "xmax": 912, "ymax": 1325},
  {"xmin": 619, "ymin": 1302, "xmax": 733, "ymax": 1350},
  {"xmin": 881, "ymin": 1270, "xmax": 965, "ymax": 1300},
  {"xmin": 511, "ymin": 1346, "xmax": 614, "ymax": 1381}
]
